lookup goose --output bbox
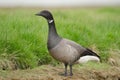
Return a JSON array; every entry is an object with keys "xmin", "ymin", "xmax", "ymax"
[{"xmin": 35, "ymin": 10, "xmax": 100, "ymax": 76}]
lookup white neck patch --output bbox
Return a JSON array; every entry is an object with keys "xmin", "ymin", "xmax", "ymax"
[{"xmin": 48, "ymin": 20, "xmax": 54, "ymax": 23}]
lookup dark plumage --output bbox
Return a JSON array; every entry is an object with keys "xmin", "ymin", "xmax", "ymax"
[
  {"xmin": 36, "ymin": 10, "xmax": 100, "ymax": 76},
  {"xmin": 80, "ymin": 48, "xmax": 100, "ymax": 58}
]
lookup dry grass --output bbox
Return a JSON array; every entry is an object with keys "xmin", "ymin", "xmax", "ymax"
[
  {"xmin": 108, "ymin": 49, "xmax": 120, "ymax": 66},
  {"xmin": 0, "ymin": 64, "xmax": 120, "ymax": 80}
]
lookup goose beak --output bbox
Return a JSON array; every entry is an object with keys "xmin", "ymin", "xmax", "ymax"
[
  {"xmin": 35, "ymin": 12, "xmax": 42, "ymax": 16},
  {"xmin": 35, "ymin": 13, "xmax": 40, "ymax": 16}
]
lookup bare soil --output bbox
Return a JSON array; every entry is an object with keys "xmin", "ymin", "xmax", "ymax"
[{"xmin": 0, "ymin": 64, "xmax": 120, "ymax": 80}]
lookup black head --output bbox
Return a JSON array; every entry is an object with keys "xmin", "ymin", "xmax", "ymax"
[{"xmin": 35, "ymin": 10, "xmax": 54, "ymax": 22}]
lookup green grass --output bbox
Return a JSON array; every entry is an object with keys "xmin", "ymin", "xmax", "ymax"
[{"xmin": 0, "ymin": 8, "xmax": 120, "ymax": 69}]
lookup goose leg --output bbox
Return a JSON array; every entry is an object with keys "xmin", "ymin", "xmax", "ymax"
[
  {"xmin": 69, "ymin": 64, "xmax": 73, "ymax": 76},
  {"xmin": 64, "ymin": 63, "xmax": 68, "ymax": 76}
]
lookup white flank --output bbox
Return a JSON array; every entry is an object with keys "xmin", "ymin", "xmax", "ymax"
[{"xmin": 77, "ymin": 56, "xmax": 100, "ymax": 64}]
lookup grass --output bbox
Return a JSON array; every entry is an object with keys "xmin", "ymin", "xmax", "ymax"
[
  {"xmin": 0, "ymin": 7, "xmax": 120, "ymax": 69},
  {"xmin": 0, "ymin": 63, "xmax": 120, "ymax": 80}
]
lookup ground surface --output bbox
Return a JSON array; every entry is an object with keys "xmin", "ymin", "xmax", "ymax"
[{"xmin": 0, "ymin": 64, "xmax": 120, "ymax": 80}]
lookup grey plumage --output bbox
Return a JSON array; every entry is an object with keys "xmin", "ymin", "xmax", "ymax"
[{"xmin": 36, "ymin": 10, "xmax": 100, "ymax": 76}]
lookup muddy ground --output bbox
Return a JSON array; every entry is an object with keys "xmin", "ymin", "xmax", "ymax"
[{"xmin": 0, "ymin": 64, "xmax": 120, "ymax": 80}]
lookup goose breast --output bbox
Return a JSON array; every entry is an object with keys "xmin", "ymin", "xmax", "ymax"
[{"xmin": 49, "ymin": 39, "xmax": 86, "ymax": 64}]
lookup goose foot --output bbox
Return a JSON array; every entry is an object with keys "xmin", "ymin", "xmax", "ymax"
[
  {"xmin": 64, "ymin": 73, "xmax": 68, "ymax": 76},
  {"xmin": 69, "ymin": 73, "xmax": 73, "ymax": 76}
]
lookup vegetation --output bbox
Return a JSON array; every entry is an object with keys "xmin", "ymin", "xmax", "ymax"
[
  {"xmin": 0, "ymin": 8, "xmax": 120, "ymax": 69},
  {"xmin": 0, "ymin": 63, "xmax": 120, "ymax": 80}
]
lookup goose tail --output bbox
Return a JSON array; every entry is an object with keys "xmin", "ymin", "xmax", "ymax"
[{"xmin": 76, "ymin": 48, "xmax": 101, "ymax": 64}]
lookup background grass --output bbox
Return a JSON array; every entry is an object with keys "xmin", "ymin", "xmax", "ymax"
[{"xmin": 0, "ymin": 8, "xmax": 120, "ymax": 69}]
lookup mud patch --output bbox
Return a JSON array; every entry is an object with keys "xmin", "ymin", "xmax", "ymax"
[{"xmin": 0, "ymin": 64, "xmax": 120, "ymax": 80}]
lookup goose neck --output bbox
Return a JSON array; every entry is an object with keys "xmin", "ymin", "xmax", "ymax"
[
  {"xmin": 48, "ymin": 20, "xmax": 58, "ymax": 37},
  {"xmin": 47, "ymin": 20, "xmax": 62, "ymax": 49}
]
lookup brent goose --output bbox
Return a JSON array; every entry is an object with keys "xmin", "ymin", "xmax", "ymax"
[{"xmin": 36, "ymin": 10, "xmax": 100, "ymax": 76}]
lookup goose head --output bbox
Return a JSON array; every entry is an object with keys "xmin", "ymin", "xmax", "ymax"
[{"xmin": 35, "ymin": 10, "xmax": 54, "ymax": 23}]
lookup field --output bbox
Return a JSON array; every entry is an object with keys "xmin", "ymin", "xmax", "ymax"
[{"xmin": 0, "ymin": 7, "xmax": 120, "ymax": 79}]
